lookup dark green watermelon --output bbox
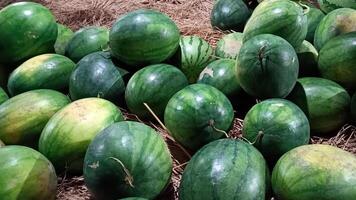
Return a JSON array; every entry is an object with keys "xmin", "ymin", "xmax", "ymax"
[
  {"xmin": 272, "ymin": 144, "xmax": 356, "ymax": 200},
  {"xmin": 69, "ymin": 52, "xmax": 125, "ymax": 102},
  {"xmin": 0, "ymin": 89, "xmax": 70, "ymax": 147},
  {"xmin": 296, "ymin": 40, "xmax": 319, "ymax": 77},
  {"xmin": 125, "ymin": 64, "xmax": 188, "ymax": 119},
  {"xmin": 65, "ymin": 26, "xmax": 109, "ymax": 62},
  {"xmin": 84, "ymin": 121, "xmax": 172, "ymax": 199},
  {"xmin": 215, "ymin": 32, "xmax": 243, "ymax": 60},
  {"xmin": 55, "ymin": 24, "xmax": 74, "ymax": 55},
  {"xmin": 0, "ymin": 87, "xmax": 8, "ymax": 105},
  {"xmin": 318, "ymin": 0, "xmax": 356, "ymax": 13},
  {"xmin": 164, "ymin": 84, "xmax": 234, "ymax": 150},
  {"xmin": 314, "ymin": 8, "xmax": 356, "ymax": 50},
  {"xmin": 179, "ymin": 139, "xmax": 269, "ymax": 200},
  {"xmin": 243, "ymin": 0, "xmax": 307, "ymax": 48},
  {"xmin": 287, "ymin": 77, "xmax": 350, "ymax": 134},
  {"xmin": 0, "ymin": 2, "xmax": 57, "ymax": 65},
  {"xmin": 242, "ymin": 99, "xmax": 310, "ymax": 163},
  {"xmin": 318, "ymin": 32, "xmax": 356, "ymax": 90},
  {"xmin": 211, "ymin": 0, "xmax": 251, "ymax": 31},
  {"xmin": 305, "ymin": 6, "xmax": 325, "ymax": 42},
  {"xmin": 8, "ymin": 54, "xmax": 76, "ymax": 96},
  {"xmin": 110, "ymin": 9, "xmax": 180, "ymax": 67},
  {"xmin": 352, "ymin": 92, "xmax": 356, "ymax": 123},
  {"xmin": 237, "ymin": 34, "xmax": 299, "ymax": 99},
  {"xmin": 0, "ymin": 145, "xmax": 57, "ymax": 200}
]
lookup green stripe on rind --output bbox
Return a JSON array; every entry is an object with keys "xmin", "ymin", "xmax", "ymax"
[
  {"xmin": 318, "ymin": 0, "xmax": 356, "ymax": 13},
  {"xmin": 38, "ymin": 98, "xmax": 124, "ymax": 172},
  {"xmin": 84, "ymin": 121, "xmax": 172, "ymax": 199},
  {"xmin": 55, "ymin": 24, "xmax": 74, "ymax": 55},
  {"xmin": 272, "ymin": 144, "xmax": 356, "ymax": 200},
  {"xmin": 0, "ymin": 2, "xmax": 57, "ymax": 65},
  {"xmin": 179, "ymin": 139, "xmax": 268, "ymax": 200},
  {"xmin": 215, "ymin": 32, "xmax": 243, "ymax": 60},
  {"xmin": 0, "ymin": 146, "xmax": 57, "ymax": 200},
  {"xmin": 0, "ymin": 87, "xmax": 8, "ymax": 105},
  {"xmin": 305, "ymin": 6, "xmax": 325, "ymax": 42},
  {"xmin": 7, "ymin": 54, "xmax": 76, "ymax": 96},
  {"xmin": 0, "ymin": 89, "xmax": 70, "ymax": 147},
  {"xmin": 164, "ymin": 84, "xmax": 234, "ymax": 150}
]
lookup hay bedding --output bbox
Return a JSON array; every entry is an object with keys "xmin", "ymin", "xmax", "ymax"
[{"xmin": 0, "ymin": 0, "xmax": 355, "ymax": 199}]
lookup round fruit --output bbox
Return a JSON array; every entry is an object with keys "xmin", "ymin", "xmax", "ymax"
[
  {"xmin": 0, "ymin": 87, "xmax": 8, "ymax": 105},
  {"xmin": 237, "ymin": 34, "xmax": 299, "ymax": 99},
  {"xmin": 305, "ymin": 6, "xmax": 325, "ymax": 42},
  {"xmin": 318, "ymin": 0, "xmax": 356, "ymax": 13},
  {"xmin": 215, "ymin": 32, "xmax": 243, "ymax": 60},
  {"xmin": 296, "ymin": 40, "xmax": 319, "ymax": 77},
  {"xmin": 125, "ymin": 64, "xmax": 188, "ymax": 119},
  {"xmin": 0, "ymin": 145, "xmax": 57, "ymax": 200},
  {"xmin": 55, "ymin": 24, "xmax": 74, "ymax": 55}
]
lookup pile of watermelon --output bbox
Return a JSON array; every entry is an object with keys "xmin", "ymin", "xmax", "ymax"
[{"xmin": 0, "ymin": 0, "xmax": 355, "ymax": 200}]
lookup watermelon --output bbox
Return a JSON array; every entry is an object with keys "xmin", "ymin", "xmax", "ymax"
[
  {"xmin": 0, "ymin": 145, "xmax": 57, "ymax": 200},
  {"xmin": 0, "ymin": 87, "xmax": 8, "ymax": 104},
  {"xmin": 296, "ymin": 40, "xmax": 319, "ymax": 77},
  {"xmin": 318, "ymin": 0, "xmax": 356, "ymax": 13},
  {"xmin": 164, "ymin": 84, "xmax": 234, "ymax": 150},
  {"xmin": 8, "ymin": 54, "xmax": 76, "ymax": 96},
  {"xmin": 84, "ymin": 121, "xmax": 172, "ymax": 199},
  {"xmin": 237, "ymin": 34, "xmax": 299, "ymax": 99},
  {"xmin": 272, "ymin": 144, "xmax": 356, "ymax": 200},
  {"xmin": 0, "ymin": 89, "xmax": 70, "ymax": 146},
  {"xmin": 110, "ymin": 9, "xmax": 180, "ymax": 66},
  {"xmin": 179, "ymin": 139, "xmax": 269, "ymax": 200},
  {"xmin": 242, "ymin": 99, "xmax": 310, "ymax": 163},
  {"xmin": 39, "ymin": 98, "xmax": 124, "ymax": 172},
  {"xmin": 69, "ymin": 52, "xmax": 125, "ymax": 102},
  {"xmin": 0, "ymin": 2, "xmax": 57, "ymax": 65},
  {"xmin": 210, "ymin": 0, "xmax": 251, "ymax": 31},
  {"xmin": 243, "ymin": 0, "xmax": 307, "ymax": 48},
  {"xmin": 318, "ymin": 32, "xmax": 356, "ymax": 90},
  {"xmin": 55, "ymin": 23, "xmax": 74, "ymax": 55},
  {"xmin": 305, "ymin": 6, "xmax": 325, "ymax": 42},
  {"xmin": 287, "ymin": 77, "xmax": 350, "ymax": 134},
  {"xmin": 125, "ymin": 64, "xmax": 188, "ymax": 119},
  {"xmin": 314, "ymin": 8, "xmax": 356, "ymax": 50},
  {"xmin": 215, "ymin": 32, "xmax": 243, "ymax": 60},
  {"xmin": 65, "ymin": 26, "xmax": 109, "ymax": 62},
  {"xmin": 351, "ymin": 92, "xmax": 356, "ymax": 123}
]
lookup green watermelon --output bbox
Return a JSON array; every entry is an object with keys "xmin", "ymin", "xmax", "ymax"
[
  {"xmin": 243, "ymin": 0, "xmax": 307, "ymax": 48},
  {"xmin": 0, "ymin": 146, "xmax": 57, "ymax": 200},
  {"xmin": 305, "ymin": 6, "xmax": 325, "ymax": 42},
  {"xmin": 296, "ymin": 40, "xmax": 319, "ymax": 77},
  {"xmin": 55, "ymin": 23, "xmax": 74, "ymax": 55},
  {"xmin": 84, "ymin": 121, "xmax": 172, "ymax": 199},
  {"xmin": 237, "ymin": 34, "xmax": 299, "ymax": 99},
  {"xmin": 211, "ymin": 0, "xmax": 251, "ymax": 31},
  {"xmin": 8, "ymin": 54, "xmax": 76, "ymax": 96},
  {"xmin": 318, "ymin": 0, "xmax": 356, "ymax": 13},
  {"xmin": 0, "ymin": 2, "xmax": 57, "ymax": 65},
  {"xmin": 110, "ymin": 9, "xmax": 180, "ymax": 67},
  {"xmin": 0, "ymin": 87, "xmax": 8, "ymax": 104},
  {"xmin": 125, "ymin": 64, "xmax": 188, "ymax": 119},
  {"xmin": 0, "ymin": 89, "xmax": 70, "ymax": 146},
  {"xmin": 314, "ymin": 8, "xmax": 356, "ymax": 50},
  {"xmin": 39, "ymin": 98, "xmax": 124, "ymax": 172},
  {"xmin": 164, "ymin": 84, "xmax": 234, "ymax": 150},
  {"xmin": 215, "ymin": 32, "xmax": 243, "ymax": 60},
  {"xmin": 65, "ymin": 26, "xmax": 109, "ymax": 62},
  {"xmin": 287, "ymin": 77, "xmax": 350, "ymax": 134},
  {"xmin": 179, "ymin": 139, "xmax": 269, "ymax": 200},
  {"xmin": 69, "ymin": 52, "xmax": 125, "ymax": 102},
  {"xmin": 318, "ymin": 32, "xmax": 356, "ymax": 90},
  {"xmin": 272, "ymin": 144, "xmax": 356, "ymax": 200}
]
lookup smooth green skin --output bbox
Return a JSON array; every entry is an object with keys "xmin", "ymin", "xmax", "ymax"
[
  {"xmin": 65, "ymin": 26, "xmax": 109, "ymax": 62},
  {"xmin": 0, "ymin": 2, "xmax": 57, "ymax": 65},
  {"xmin": 272, "ymin": 144, "xmax": 356, "ymax": 200},
  {"xmin": 84, "ymin": 121, "xmax": 172, "ymax": 200},
  {"xmin": 314, "ymin": 8, "xmax": 356, "ymax": 50},
  {"xmin": 237, "ymin": 34, "xmax": 299, "ymax": 99},
  {"xmin": 69, "ymin": 52, "xmax": 125, "ymax": 101},
  {"xmin": 164, "ymin": 84, "xmax": 234, "ymax": 150},
  {"xmin": 305, "ymin": 6, "xmax": 325, "ymax": 43},
  {"xmin": 55, "ymin": 24, "xmax": 74, "ymax": 55},
  {"xmin": 0, "ymin": 87, "xmax": 8, "ymax": 104},
  {"xmin": 197, "ymin": 59, "xmax": 242, "ymax": 97},
  {"xmin": 39, "ymin": 98, "xmax": 123, "ymax": 172},
  {"xmin": 8, "ymin": 54, "xmax": 76, "ymax": 96},
  {"xmin": 179, "ymin": 139, "xmax": 268, "ymax": 200},
  {"xmin": 178, "ymin": 36, "xmax": 215, "ymax": 83},
  {"xmin": 352, "ymin": 92, "xmax": 356, "ymax": 123},
  {"xmin": 211, "ymin": 0, "xmax": 251, "ymax": 31},
  {"xmin": 110, "ymin": 9, "xmax": 180, "ymax": 66},
  {"xmin": 287, "ymin": 77, "xmax": 350, "ymax": 134},
  {"xmin": 296, "ymin": 40, "xmax": 319, "ymax": 77},
  {"xmin": 243, "ymin": 0, "xmax": 307, "ymax": 48},
  {"xmin": 318, "ymin": 0, "xmax": 356, "ymax": 13},
  {"xmin": 242, "ymin": 99, "xmax": 310, "ymax": 163},
  {"xmin": 0, "ymin": 145, "xmax": 57, "ymax": 200},
  {"xmin": 215, "ymin": 32, "xmax": 243, "ymax": 60},
  {"xmin": 0, "ymin": 89, "xmax": 70, "ymax": 147},
  {"xmin": 125, "ymin": 64, "xmax": 188, "ymax": 119},
  {"xmin": 318, "ymin": 32, "xmax": 356, "ymax": 90}
]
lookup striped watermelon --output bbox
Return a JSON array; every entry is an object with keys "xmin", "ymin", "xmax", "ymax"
[
  {"xmin": 318, "ymin": 0, "xmax": 356, "ymax": 13},
  {"xmin": 55, "ymin": 24, "xmax": 74, "ymax": 55},
  {"xmin": 215, "ymin": 32, "xmax": 243, "ymax": 60},
  {"xmin": 305, "ymin": 6, "xmax": 325, "ymax": 42},
  {"xmin": 296, "ymin": 40, "xmax": 319, "ymax": 77}
]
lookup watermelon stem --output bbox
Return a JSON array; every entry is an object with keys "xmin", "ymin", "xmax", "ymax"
[
  {"xmin": 298, "ymin": 1, "xmax": 310, "ymax": 15},
  {"xmin": 108, "ymin": 157, "xmax": 135, "ymax": 188},
  {"xmin": 209, "ymin": 119, "xmax": 229, "ymax": 138}
]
